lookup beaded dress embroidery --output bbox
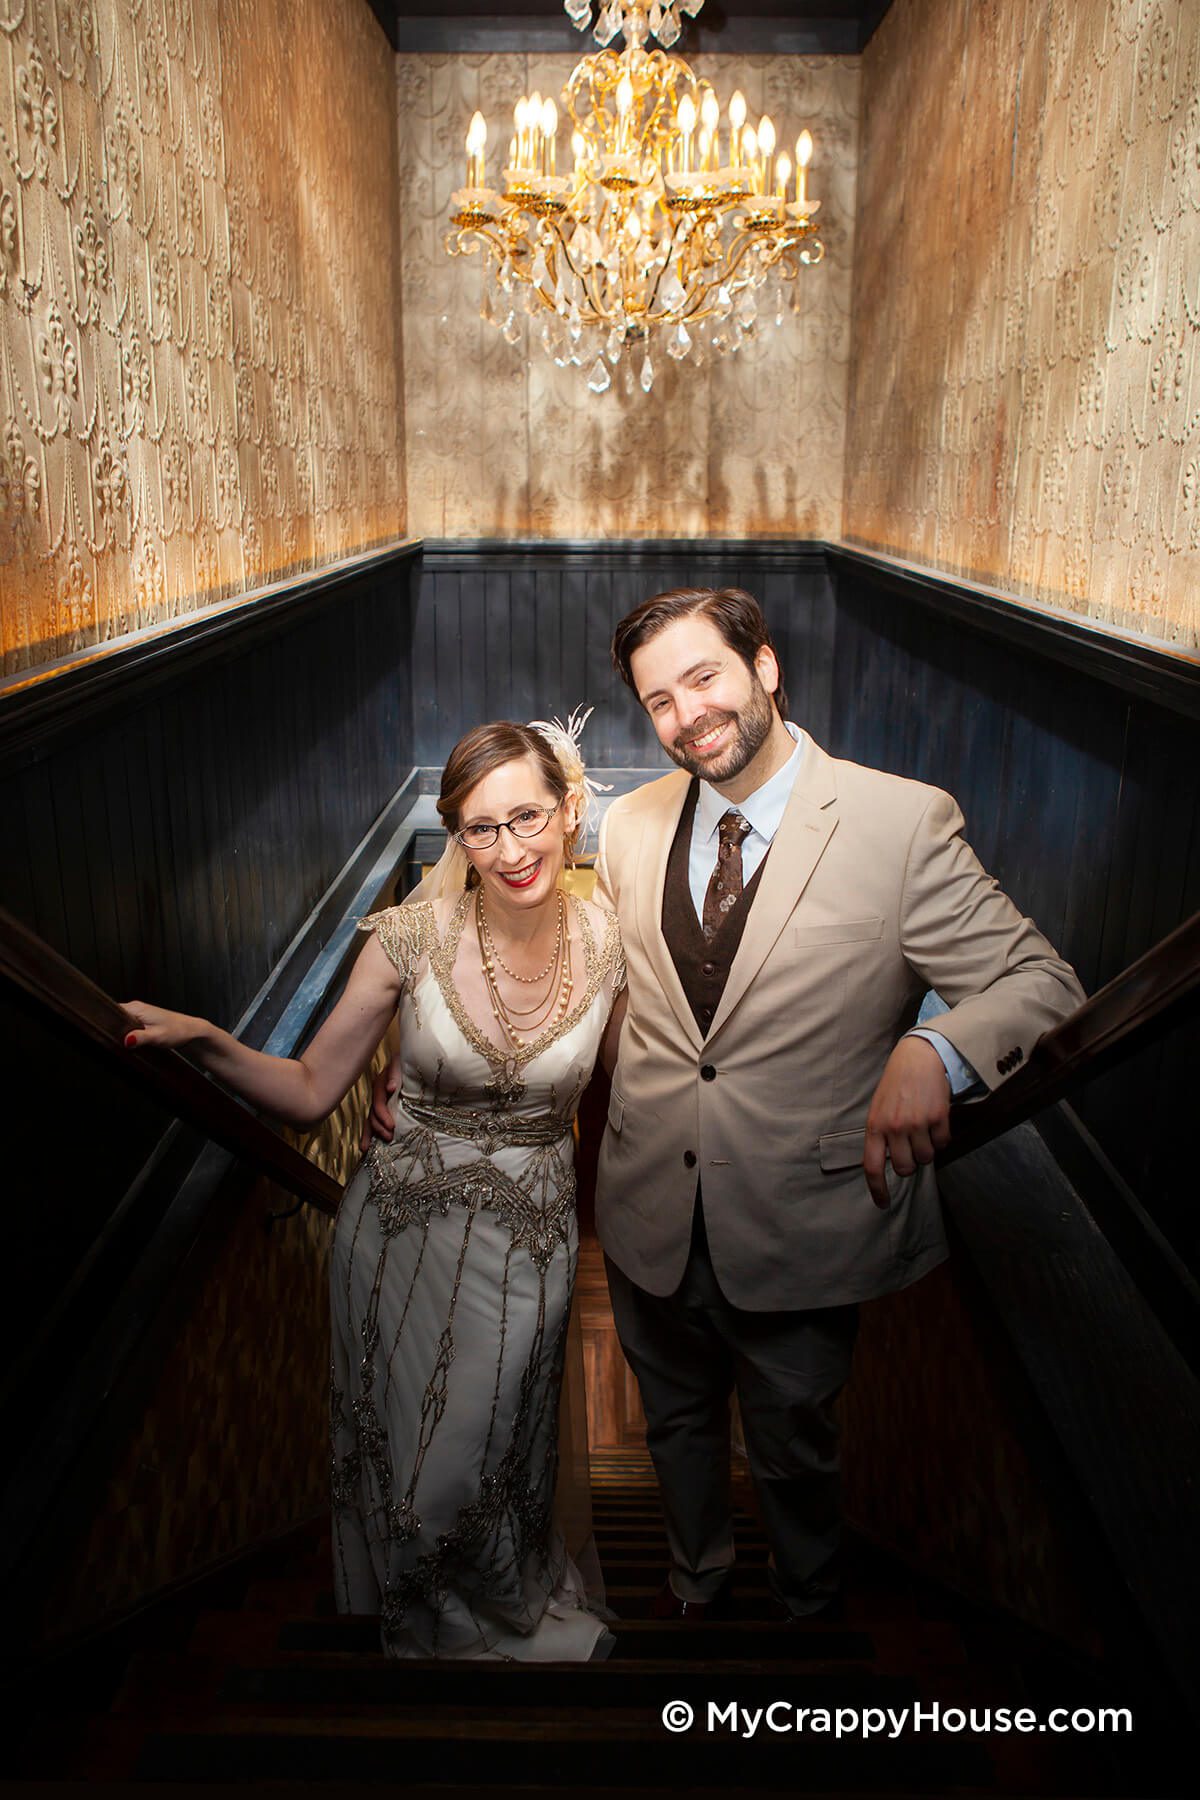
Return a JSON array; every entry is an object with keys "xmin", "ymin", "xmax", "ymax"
[{"xmin": 330, "ymin": 894, "xmax": 624, "ymax": 1660}]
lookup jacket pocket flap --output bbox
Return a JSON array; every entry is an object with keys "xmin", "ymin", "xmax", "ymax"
[
  {"xmin": 819, "ymin": 1128, "xmax": 866, "ymax": 1171},
  {"xmin": 794, "ymin": 917, "xmax": 884, "ymax": 947},
  {"xmin": 607, "ymin": 1088, "xmax": 625, "ymax": 1133}
]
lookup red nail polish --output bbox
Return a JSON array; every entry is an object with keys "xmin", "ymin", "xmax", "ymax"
[{"xmin": 125, "ymin": 1032, "xmax": 138, "ymax": 1047}]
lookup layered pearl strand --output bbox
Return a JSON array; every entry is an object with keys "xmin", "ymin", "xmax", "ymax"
[{"xmin": 476, "ymin": 890, "xmax": 574, "ymax": 1052}]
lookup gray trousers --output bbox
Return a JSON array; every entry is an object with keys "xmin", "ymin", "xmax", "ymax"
[{"xmin": 605, "ymin": 1197, "xmax": 858, "ymax": 1613}]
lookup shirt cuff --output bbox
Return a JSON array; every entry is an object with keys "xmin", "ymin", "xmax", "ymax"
[{"xmin": 906, "ymin": 1028, "xmax": 982, "ymax": 1097}]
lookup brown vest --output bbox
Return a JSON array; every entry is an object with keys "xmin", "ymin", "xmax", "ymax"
[{"xmin": 661, "ymin": 780, "xmax": 769, "ymax": 1037}]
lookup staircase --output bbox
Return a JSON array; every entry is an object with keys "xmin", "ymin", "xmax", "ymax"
[{"xmin": 11, "ymin": 1450, "xmax": 1158, "ymax": 1795}]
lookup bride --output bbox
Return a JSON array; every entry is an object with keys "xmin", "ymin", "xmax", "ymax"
[{"xmin": 122, "ymin": 716, "xmax": 627, "ymax": 1660}]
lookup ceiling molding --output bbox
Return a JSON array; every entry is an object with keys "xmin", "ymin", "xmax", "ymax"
[{"xmin": 382, "ymin": 6, "xmax": 894, "ymax": 57}]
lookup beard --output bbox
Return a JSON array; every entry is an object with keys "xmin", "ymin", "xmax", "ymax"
[{"xmin": 666, "ymin": 678, "xmax": 776, "ymax": 784}]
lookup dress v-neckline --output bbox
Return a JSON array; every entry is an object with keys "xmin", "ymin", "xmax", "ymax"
[{"xmin": 425, "ymin": 890, "xmax": 605, "ymax": 1082}]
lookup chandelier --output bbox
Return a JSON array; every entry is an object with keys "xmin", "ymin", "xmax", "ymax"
[{"xmin": 444, "ymin": 0, "xmax": 824, "ymax": 395}]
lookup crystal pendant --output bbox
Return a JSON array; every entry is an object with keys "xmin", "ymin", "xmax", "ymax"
[
  {"xmin": 681, "ymin": 0, "xmax": 703, "ymax": 14},
  {"xmin": 594, "ymin": 6, "xmax": 619, "ymax": 46},
  {"xmin": 658, "ymin": 14, "xmax": 680, "ymax": 48},
  {"xmin": 606, "ymin": 325, "xmax": 624, "ymax": 364},
  {"xmin": 666, "ymin": 320, "xmax": 692, "ymax": 360},
  {"xmin": 541, "ymin": 315, "xmax": 563, "ymax": 357},
  {"xmin": 659, "ymin": 265, "xmax": 686, "ymax": 313},
  {"xmin": 587, "ymin": 355, "xmax": 612, "ymax": 394},
  {"xmin": 565, "ymin": 0, "xmax": 591, "ymax": 23},
  {"xmin": 531, "ymin": 246, "xmax": 549, "ymax": 291},
  {"xmin": 568, "ymin": 299, "xmax": 583, "ymax": 345},
  {"xmin": 736, "ymin": 289, "xmax": 757, "ymax": 326},
  {"xmin": 480, "ymin": 284, "xmax": 495, "ymax": 325},
  {"xmin": 502, "ymin": 310, "xmax": 521, "ymax": 345},
  {"xmin": 715, "ymin": 284, "xmax": 732, "ymax": 319},
  {"xmin": 649, "ymin": 2, "xmax": 664, "ymax": 32},
  {"xmin": 554, "ymin": 272, "xmax": 568, "ymax": 315},
  {"xmin": 499, "ymin": 255, "xmax": 514, "ymax": 293},
  {"xmin": 640, "ymin": 351, "xmax": 654, "ymax": 393},
  {"xmin": 622, "ymin": 359, "xmax": 635, "ymax": 396}
]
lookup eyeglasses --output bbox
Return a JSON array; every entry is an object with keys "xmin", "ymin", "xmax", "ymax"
[{"xmin": 454, "ymin": 798, "xmax": 564, "ymax": 851}]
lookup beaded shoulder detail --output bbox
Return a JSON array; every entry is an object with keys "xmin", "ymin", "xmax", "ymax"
[{"xmin": 357, "ymin": 901, "xmax": 438, "ymax": 986}]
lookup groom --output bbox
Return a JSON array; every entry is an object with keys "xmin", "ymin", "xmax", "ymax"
[{"xmin": 593, "ymin": 585, "xmax": 1083, "ymax": 1621}]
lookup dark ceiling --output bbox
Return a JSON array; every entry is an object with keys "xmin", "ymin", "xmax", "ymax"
[{"xmin": 369, "ymin": 3, "xmax": 895, "ymax": 55}]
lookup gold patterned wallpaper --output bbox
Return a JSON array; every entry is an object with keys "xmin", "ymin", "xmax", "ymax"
[
  {"xmin": 844, "ymin": 0, "xmax": 1200, "ymax": 647},
  {"xmin": 396, "ymin": 52, "xmax": 859, "ymax": 540},
  {"xmin": 0, "ymin": 0, "xmax": 404, "ymax": 679}
]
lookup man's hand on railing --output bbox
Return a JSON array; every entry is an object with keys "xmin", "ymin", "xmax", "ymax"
[{"xmin": 864, "ymin": 1034, "xmax": 953, "ymax": 1208}]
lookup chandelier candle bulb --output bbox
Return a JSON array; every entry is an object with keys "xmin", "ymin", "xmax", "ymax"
[
  {"xmin": 742, "ymin": 123, "xmax": 758, "ymax": 192},
  {"xmin": 466, "ymin": 111, "xmax": 487, "ymax": 188},
  {"xmin": 796, "ymin": 128, "xmax": 813, "ymax": 208},
  {"xmin": 677, "ymin": 93, "xmax": 696, "ymax": 173},
  {"xmin": 729, "ymin": 88, "xmax": 747, "ymax": 167},
  {"xmin": 775, "ymin": 150, "xmax": 791, "ymax": 200}
]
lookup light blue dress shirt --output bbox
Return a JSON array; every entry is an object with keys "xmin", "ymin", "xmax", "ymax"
[{"xmin": 686, "ymin": 723, "xmax": 980, "ymax": 1096}]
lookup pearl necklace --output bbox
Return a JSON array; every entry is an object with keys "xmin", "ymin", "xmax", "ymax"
[
  {"xmin": 475, "ymin": 891, "xmax": 574, "ymax": 1051},
  {"xmin": 478, "ymin": 888, "xmax": 564, "ymax": 983}
]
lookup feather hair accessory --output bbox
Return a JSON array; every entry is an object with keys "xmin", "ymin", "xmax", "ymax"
[{"xmin": 528, "ymin": 704, "xmax": 612, "ymax": 840}]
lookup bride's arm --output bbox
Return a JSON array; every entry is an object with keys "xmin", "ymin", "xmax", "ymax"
[{"xmin": 123, "ymin": 934, "xmax": 401, "ymax": 1130}]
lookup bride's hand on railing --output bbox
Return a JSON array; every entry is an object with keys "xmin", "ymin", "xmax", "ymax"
[{"xmin": 121, "ymin": 1000, "xmax": 207, "ymax": 1053}]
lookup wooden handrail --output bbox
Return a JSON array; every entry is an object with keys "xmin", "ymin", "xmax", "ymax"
[
  {"xmin": 0, "ymin": 906, "xmax": 341, "ymax": 1217},
  {"xmin": 942, "ymin": 907, "xmax": 1200, "ymax": 1163},
  {"xmin": 3, "ymin": 897, "xmax": 1197, "ymax": 1218}
]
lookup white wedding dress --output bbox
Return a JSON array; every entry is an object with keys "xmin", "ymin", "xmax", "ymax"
[{"xmin": 329, "ymin": 891, "xmax": 623, "ymax": 1660}]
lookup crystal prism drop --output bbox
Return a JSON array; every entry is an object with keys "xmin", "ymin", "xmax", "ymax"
[
  {"xmin": 666, "ymin": 320, "xmax": 691, "ymax": 360},
  {"xmin": 499, "ymin": 256, "xmax": 514, "ymax": 293},
  {"xmin": 502, "ymin": 310, "xmax": 521, "ymax": 345},
  {"xmin": 480, "ymin": 284, "xmax": 495, "ymax": 325},
  {"xmin": 554, "ymin": 272, "xmax": 568, "ymax": 315},
  {"xmin": 640, "ymin": 351, "xmax": 654, "ymax": 393},
  {"xmin": 531, "ymin": 246, "xmax": 549, "ymax": 291},
  {"xmin": 606, "ymin": 325, "xmax": 624, "ymax": 364},
  {"xmin": 736, "ymin": 289, "xmax": 757, "ymax": 326},
  {"xmin": 568, "ymin": 299, "xmax": 583, "ymax": 345},
  {"xmin": 587, "ymin": 355, "xmax": 612, "ymax": 394},
  {"xmin": 658, "ymin": 14, "xmax": 680, "ymax": 48},
  {"xmin": 715, "ymin": 284, "xmax": 732, "ymax": 319}
]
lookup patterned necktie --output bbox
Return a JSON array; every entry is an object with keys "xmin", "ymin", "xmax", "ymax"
[{"xmin": 702, "ymin": 809, "xmax": 752, "ymax": 940}]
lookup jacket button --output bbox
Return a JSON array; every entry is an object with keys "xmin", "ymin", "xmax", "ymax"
[
  {"xmin": 701, "ymin": 961, "xmax": 716, "ymax": 976},
  {"xmin": 700, "ymin": 1064, "xmax": 716, "ymax": 1081},
  {"xmin": 683, "ymin": 1150, "xmax": 697, "ymax": 1168}
]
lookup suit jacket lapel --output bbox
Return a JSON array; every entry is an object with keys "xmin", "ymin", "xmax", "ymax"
[
  {"xmin": 636, "ymin": 774, "xmax": 706, "ymax": 1053},
  {"xmin": 708, "ymin": 739, "xmax": 840, "ymax": 1041}
]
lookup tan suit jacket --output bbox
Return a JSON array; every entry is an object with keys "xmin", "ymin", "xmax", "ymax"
[{"xmin": 594, "ymin": 738, "xmax": 1084, "ymax": 1311}]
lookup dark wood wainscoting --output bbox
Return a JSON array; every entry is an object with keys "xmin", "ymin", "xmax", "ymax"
[
  {"xmin": 412, "ymin": 538, "xmax": 835, "ymax": 770},
  {"xmin": 825, "ymin": 546, "xmax": 1200, "ymax": 1282},
  {"xmin": 0, "ymin": 545, "xmax": 420, "ymax": 1383}
]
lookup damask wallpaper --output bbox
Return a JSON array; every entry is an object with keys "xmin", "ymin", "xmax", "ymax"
[
  {"xmin": 0, "ymin": 0, "xmax": 405, "ymax": 679},
  {"xmin": 396, "ymin": 52, "xmax": 859, "ymax": 540},
  {"xmin": 845, "ymin": 0, "xmax": 1200, "ymax": 647}
]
